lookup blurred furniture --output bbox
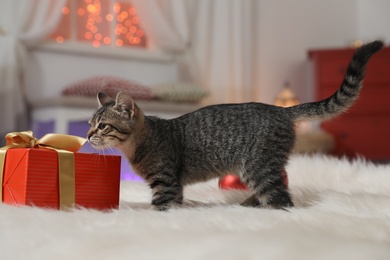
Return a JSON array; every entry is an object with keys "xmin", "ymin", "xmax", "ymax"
[
  {"xmin": 294, "ymin": 130, "xmax": 334, "ymax": 154},
  {"xmin": 309, "ymin": 45, "xmax": 390, "ymax": 161},
  {"xmin": 31, "ymin": 96, "xmax": 201, "ymax": 135}
]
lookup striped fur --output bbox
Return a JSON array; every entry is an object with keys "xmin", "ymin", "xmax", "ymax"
[{"xmin": 87, "ymin": 41, "xmax": 383, "ymax": 211}]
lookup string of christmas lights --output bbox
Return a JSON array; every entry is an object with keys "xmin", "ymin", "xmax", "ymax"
[{"xmin": 51, "ymin": 0, "xmax": 146, "ymax": 48}]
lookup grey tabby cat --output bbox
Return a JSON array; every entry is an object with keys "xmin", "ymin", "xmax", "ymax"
[{"xmin": 87, "ymin": 41, "xmax": 383, "ymax": 211}]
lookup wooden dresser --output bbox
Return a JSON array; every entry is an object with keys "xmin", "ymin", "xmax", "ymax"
[{"xmin": 308, "ymin": 45, "xmax": 390, "ymax": 161}]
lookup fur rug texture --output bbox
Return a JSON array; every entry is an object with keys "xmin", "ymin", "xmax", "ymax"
[{"xmin": 1, "ymin": 154, "xmax": 390, "ymax": 260}]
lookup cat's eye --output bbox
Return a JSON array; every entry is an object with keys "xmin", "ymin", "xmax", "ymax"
[{"xmin": 98, "ymin": 123, "xmax": 107, "ymax": 130}]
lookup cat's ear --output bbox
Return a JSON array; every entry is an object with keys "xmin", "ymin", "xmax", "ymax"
[
  {"xmin": 115, "ymin": 91, "xmax": 139, "ymax": 119},
  {"xmin": 97, "ymin": 92, "xmax": 114, "ymax": 107}
]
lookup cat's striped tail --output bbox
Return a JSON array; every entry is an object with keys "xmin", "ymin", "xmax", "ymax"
[{"xmin": 287, "ymin": 40, "xmax": 384, "ymax": 121}]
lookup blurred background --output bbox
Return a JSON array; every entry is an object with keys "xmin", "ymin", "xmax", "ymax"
[{"xmin": 1, "ymin": 0, "xmax": 390, "ymax": 177}]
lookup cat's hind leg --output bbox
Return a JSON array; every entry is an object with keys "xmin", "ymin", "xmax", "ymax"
[
  {"xmin": 241, "ymin": 172, "xmax": 293, "ymax": 209},
  {"xmin": 241, "ymin": 159, "xmax": 293, "ymax": 210},
  {"xmin": 174, "ymin": 186, "xmax": 184, "ymax": 205},
  {"xmin": 240, "ymin": 194, "xmax": 260, "ymax": 207}
]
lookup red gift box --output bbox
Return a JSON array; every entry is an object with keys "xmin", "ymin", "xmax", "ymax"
[
  {"xmin": 2, "ymin": 148, "xmax": 121, "ymax": 210},
  {"xmin": 0, "ymin": 131, "xmax": 121, "ymax": 211}
]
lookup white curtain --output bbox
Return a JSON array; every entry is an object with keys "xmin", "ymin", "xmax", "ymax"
[
  {"xmin": 130, "ymin": 0, "xmax": 258, "ymax": 104},
  {"xmin": 0, "ymin": 0, "xmax": 66, "ymax": 139}
]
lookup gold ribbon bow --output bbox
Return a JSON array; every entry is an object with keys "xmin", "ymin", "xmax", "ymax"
[{"xmin": 0, "ymin": 131, "xmax": 86, "ymax": 210}]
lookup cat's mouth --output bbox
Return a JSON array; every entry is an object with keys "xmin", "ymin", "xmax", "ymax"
[{"xmin": 88, "ymin": 138, "xmax": 107, "ymax": 150}]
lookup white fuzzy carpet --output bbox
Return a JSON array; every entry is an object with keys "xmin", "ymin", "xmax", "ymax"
[{"xmin": 1, "ymin": 154, "xmax": 390, "ymax": 260}]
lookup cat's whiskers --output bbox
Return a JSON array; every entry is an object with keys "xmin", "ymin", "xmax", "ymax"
[
  {"xmin": 101, "ymin": 144, "xmax": 116, "ymax": 166},
  {"xmin": 105, "ymin": 145, "xmax": 116, "ymax": 154},
  {"xmin": 102, "ymin": 146, "xmax": 109, "ymax": 165},
  {"xmin": 90, "ymin": 149, "xmax": 101, "ymax": 164}
]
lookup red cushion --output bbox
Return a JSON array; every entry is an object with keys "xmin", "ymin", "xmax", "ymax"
[{"xmin": 61, "ymin": 76, "xmax": 154, "ymax": 100}]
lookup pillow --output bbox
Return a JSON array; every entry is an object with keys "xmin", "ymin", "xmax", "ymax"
[
  {"xmin": 61, "ymin": 76, "xmax": 155, "ymax": 100},
  {"xmin": 151, "ymin": 82, "xmax": 209, "ymax": 102}
]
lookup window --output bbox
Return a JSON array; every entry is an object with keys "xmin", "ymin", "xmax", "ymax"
[{"xmin": 49, "ymin": 0, "xmax": 147, "ymax": 48}]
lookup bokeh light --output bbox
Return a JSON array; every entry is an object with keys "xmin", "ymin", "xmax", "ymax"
[{"xmin": 49, "ymin": 0, "xmax": 146, "ymax": 48}]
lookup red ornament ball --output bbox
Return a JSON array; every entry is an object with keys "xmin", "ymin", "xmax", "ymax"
[
  {"xmin": 218, "ymin": 175, "xmax": 248, "ymax": 190},
  {"xmin": 219, "ymin": 170, "xmax": 288, "ymax": 190}
]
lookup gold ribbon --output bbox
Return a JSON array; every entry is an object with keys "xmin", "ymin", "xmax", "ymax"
[{"xmin": 0, "ymin": 131, "xmax": 86, "ymax": 210}]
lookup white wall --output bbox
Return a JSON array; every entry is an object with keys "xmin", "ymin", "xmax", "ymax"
[
  {"xmin": 255, "ymin": 0, "xmax": 390, "ymax": 104},
  {"xmin": 256, "ymin": 0, "xmax": 358, "ymax": 104},
  {"xmin": 357, "ymin": 0, "xmax": 390, "ymax": 43},
  {"xmin": 25, "ymin": 1, "xmax": 390, "ymax": 105},
  {"xmin": 256, "ymin": 0, "xmax": 390, "ymax": 103}
]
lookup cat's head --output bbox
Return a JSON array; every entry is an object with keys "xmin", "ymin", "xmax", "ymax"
[{"xmin": 87, "ymin": 92, "xmax": 144, "ymax": 150}]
